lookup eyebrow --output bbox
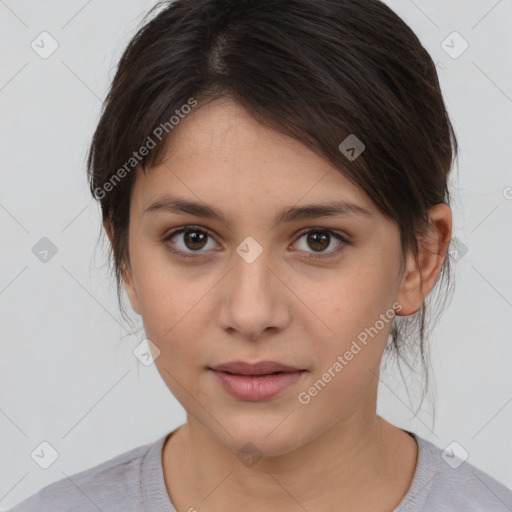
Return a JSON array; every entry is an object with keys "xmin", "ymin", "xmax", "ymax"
[{"xmin": 143, "ymin": 196, "xmax": 372, "ymax": 226}]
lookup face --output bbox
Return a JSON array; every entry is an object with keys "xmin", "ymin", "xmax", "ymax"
[{"xmin": 119, "ymin": 97, "xmax": 422, "ymax": 456}]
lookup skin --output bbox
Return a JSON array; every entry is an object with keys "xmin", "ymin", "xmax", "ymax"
[{"xmin": 105, "ymin": 97, "xmax": 452, "ymax": 511}]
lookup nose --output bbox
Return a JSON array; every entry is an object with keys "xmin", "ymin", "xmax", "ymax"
[{"xmin": 216, "ymin": 246, "xmax": 291, "ymax": 341}]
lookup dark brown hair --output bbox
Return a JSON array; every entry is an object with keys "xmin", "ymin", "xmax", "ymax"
[{"xmin": 87, "ymin": 0, "xmax": 458, "ymax": 412}]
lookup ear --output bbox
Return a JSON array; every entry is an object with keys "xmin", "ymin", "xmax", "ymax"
[
  {"xmin": 103, "ymin": 219, "xmax": 141, "ymax": 315},
  {"xmin": 396, "ymin": 203, "xmax": 452, "ymax": 316}
]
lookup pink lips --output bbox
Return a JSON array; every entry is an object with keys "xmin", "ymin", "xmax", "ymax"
[{"xmin": 209, "ymin": 360, "xmax": 306, "ymax": 401}]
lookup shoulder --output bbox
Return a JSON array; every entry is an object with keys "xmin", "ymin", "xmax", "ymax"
[
  {"xmin": 397, "ymin": 433, "xmax": 512, "ymax": 511},
  {"xmin": 6, "ymin": 435, "xmax": 166, "ymax": 512}
]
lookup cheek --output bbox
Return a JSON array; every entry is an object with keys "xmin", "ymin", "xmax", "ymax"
[
  {"xmin": 131, "ymin": 251, "xmax": 215, "ymax": 362},
  {"xmin": 295, "ymin": 270, "xmax": 395, "ymax": 421},
  {"xmin": 294, "ymin": 260, "xmax": 399, "ymax": 407},
  {"xmin": 138, "ymin": 269, "xmax": 210, "ymax": 401},
  {"xmin": 295, "ymin": 353, "xmax": 376, "ymax": 434},
  {"xmin": 302, "ymin": 261, "xmax": 397, "ymax": 343},
  {"xmin": 131, "ymin": 243, "xmax": 201, "ymax": 322}
]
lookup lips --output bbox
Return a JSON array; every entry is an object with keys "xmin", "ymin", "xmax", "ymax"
[
  {"xmin": 209, "ymin": 360, "xmax": 306, "ymax": 400},
  {"xmin": 211, "ymin": 360, "xmax": 303, "ymax": 376},
  {"xmin": 208, "ymin": 361, "xmax": 307, "ymax": 402}
]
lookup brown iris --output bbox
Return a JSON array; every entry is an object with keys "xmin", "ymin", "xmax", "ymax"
[
  {"xmin": 306, "ymin": 230, "xmax": 330, "ymax": 252},
  {"xmin": 184, "ymin": 229, "xmax": 208, "ymax": 250}
]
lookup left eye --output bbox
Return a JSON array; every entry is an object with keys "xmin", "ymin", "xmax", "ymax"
[{"xmin": 293, "ymin": 228, "xmax": 346, "ymax": 256}]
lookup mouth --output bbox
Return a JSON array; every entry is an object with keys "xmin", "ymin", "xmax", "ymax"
[
  {"xmin": 220, "ymin": 370, "xmax": 297, "ymax": 376},
  {"xmin": 210, "ymin": 360, "xmax": 304, "ymax": 376},
  {"xmin": 208, "ymin": 361, "xmax": 307, "ymax": 401}
]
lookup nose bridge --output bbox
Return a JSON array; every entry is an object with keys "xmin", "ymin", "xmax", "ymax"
[
  {"xmin": 218, "ymin": 237, "xmax": 290, "ymax": 338},
  {"xmin": 231, "ymin": 239, "xmax": 274, "ymax": 308}
]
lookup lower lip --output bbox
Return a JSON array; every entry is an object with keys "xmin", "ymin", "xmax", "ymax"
[{"xmin": 211, "ymin": 370, "xmax": 305, "ymax": 401}]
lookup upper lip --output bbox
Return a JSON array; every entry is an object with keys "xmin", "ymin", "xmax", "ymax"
[{"xmin": 210, "ymin": 360, "xmax": 304, "ymax": 375}]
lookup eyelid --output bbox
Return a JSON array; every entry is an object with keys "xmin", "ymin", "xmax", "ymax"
[
  {"xmin": 294, "ymin": 226, "xmax": 348, "ymax": 240},
  {"xmin": 163, "ymin": 224, "xmax": 215, "ymax": 240}
]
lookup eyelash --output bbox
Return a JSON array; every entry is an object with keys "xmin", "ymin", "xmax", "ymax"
[{"xmin": 162, "ymin": 225, "xmax": 349, "ymax": 260}]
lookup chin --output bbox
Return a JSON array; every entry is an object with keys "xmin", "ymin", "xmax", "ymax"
[{"xmin": 212, "ymin": 415, "xmax": 310, "ymax": 458}]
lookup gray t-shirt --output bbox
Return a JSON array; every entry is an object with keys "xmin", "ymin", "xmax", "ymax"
[{"xmin": 7, "ymin": 430, "xmax": 512, "ymax": 511}]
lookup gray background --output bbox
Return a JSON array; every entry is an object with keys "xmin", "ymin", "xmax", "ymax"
[{"xmin": 1, "ymin": 0, "xmax": 511, "ymax": 508}]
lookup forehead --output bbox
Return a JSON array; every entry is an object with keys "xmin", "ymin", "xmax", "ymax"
[{"xmin": 130, "ymin": 98, "xmax": 376, "ymax": 219}]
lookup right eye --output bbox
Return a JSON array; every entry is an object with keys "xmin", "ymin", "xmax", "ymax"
[{"xmin": 163, "ymin": 225, "xmax": 220, "ymax": 258}]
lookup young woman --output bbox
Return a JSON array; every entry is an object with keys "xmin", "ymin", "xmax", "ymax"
[{"xmin": 9, "ymin": 0, "xmax": 512, "ymax": 511}]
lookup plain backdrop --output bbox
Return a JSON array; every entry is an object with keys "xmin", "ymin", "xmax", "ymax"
[{"xmin": 1, "ymin": 0, "xmax": 511, "ymax": 509}]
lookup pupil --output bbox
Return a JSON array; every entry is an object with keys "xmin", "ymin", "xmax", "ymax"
[
  {"xmin": 308, "ymin": 231, "xmax": 329, "ymax": 252},
  {"xmin": 185, "ymin": 230, "xmax": 207, "ymax": 250}
]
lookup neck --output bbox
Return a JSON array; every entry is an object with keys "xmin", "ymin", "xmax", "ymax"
[{"xmin": 162, "ymin": 411, "xmax": 417, "ymax": 512}]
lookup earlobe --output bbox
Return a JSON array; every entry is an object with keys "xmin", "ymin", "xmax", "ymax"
[
  {"xmin": 395, "ymin": 253, "xmax": 421, "ymax": 316},
  {"xmin": 103, "ymin": 219, "xmax": 142, "ymax": 316},
  {"xmin": 396, "ymin": 203, "xmax": 452, "ymax": 316}
]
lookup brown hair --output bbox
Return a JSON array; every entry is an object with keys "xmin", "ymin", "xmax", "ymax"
[{"xmin": 87, "ymin": 0, "xmax": 458, "ymax": 411}]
